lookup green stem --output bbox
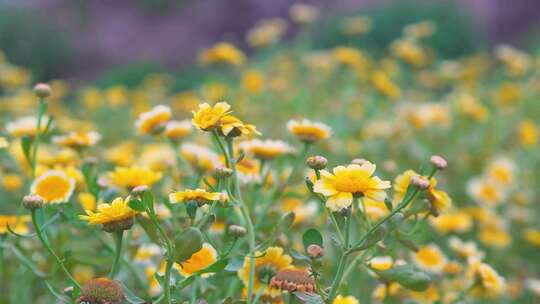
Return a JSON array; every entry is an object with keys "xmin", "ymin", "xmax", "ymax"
[
  {"xmin": 31, "ymin": 98, "xmax": 47, "ymax": 178},
  {"xmin": 109, "ymin": 230, "xmax": 124, "ymax": 278},
  {"xmin": 30, "ymin": 210, "xmax": 81, "ymax": 290},
  {"xmin": 226, "ymin": 137, "xmax": 256, "ymax": 304},
  {"xmin": 327, "ymin": 253, "xmax": 348, "ymax": 302}
]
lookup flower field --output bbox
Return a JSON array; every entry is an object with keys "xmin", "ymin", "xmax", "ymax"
[{"xmin": 0, "ymin": 5, "xmax": 539, "ymax": 304}]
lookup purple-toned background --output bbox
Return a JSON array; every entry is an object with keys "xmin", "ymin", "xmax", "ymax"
[{"xmin": 2, "ymin": 0, "xmax": 540, "ymax": 80}]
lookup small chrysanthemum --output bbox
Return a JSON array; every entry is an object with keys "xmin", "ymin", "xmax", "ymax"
[
  {"xmin": 181, "ymin": 143, "xmax": 220, "ymax": 172},
  {"xmin": 238, "ymin": 246, "xmax": 292, "ymax": 297},
  {"xmin": 199, "ymin": 42, "xmax": 246, "ymax": 66},
  {"xmin": 6, "ymin": 116, "xmax": 50, "ymax": 138},
  {"xmin": 287, "ymin": 119, "xmax": 332, "ymax": 142},
  {"xmin": 467, "ymin": 257, "xmax": 505, "ymax": 298},
  {"xmin": 174, "ymin": 243, "xmax": 218, "ymax": 277},
  {"xmin": 108, "ymin": 166, "xmax": 162, "ymax": 189},
  {"xmin": 80, "ymin": 197, "xmax": 138, "ymax": 232},
  {"xmin": 164, "ymin": 119, "xmax": 192, "ymax": 140},
  {"xmin": 0, "ymin": 215, "xmax": 31, "ymax": 235},
  {"xmin": 31, "ymin": 170, "xmax": 75, "ymax": 204},
  {"xmin": 219, "ymin": 115, "xmax": 260, "ymax": 138},
  {"xmin": 169, "ymin": 188, "xmax": 222, "ymax": 205},
  {"xmin": 240, "ymin": 139, "xmax": 294, "ymax": 160},
  {"xmin": 486, "ymin": 157, "xmax": 515, "ymax": 187},
  {"xmin": 192, "ymin": 102, "xmax": 231, "ymax": 131},
  {"xmin": 77, "ymin": 278, "xmax": 125, "ymax": 304},
  {"xmin": 52, "ymin": 131, "xmax": 101, "ymax": 149},
  {"xmin": 369, "ymin": 256, "xmax": 394, "ymax": 271},
  {"xmin": 333, "ymin": 295, "xmax": 360, "ymax": 304},
  {"xmin": 412, "ymin": 244, "xmax": 447, "ymax": 273},
  {"xmin": 448, "ymin": 237, "xmax": 484, "ymax": 260},
  {"xmin": 135, "ymin": 104, "xmax": 172, "ymax": 135},
  {"xmin": 467, "ymin": 178, "xmax": 504, "ymax": 206},
  {"xmin": 313, "ymin": 162, "xmax": 391, "ymax": 212}
]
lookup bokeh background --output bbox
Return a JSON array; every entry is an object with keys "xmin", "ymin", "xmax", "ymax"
[{"xmin": 1, "ymin": 0, "xmax": 540, "ymax": 84}]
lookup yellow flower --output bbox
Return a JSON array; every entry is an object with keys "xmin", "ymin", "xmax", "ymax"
[
  {"xmin": 426, "ymin": 177, "xmax": 452, "ymax": 215},
  {"xmin": 174, "ymin": 243, "xmax": 218, "ymax": 277},
  {"xmin": 0, "ymin": 136, "xmax": 8, "ymax": 149},
  {"xmin": 430, "ymin": 210, "xmax": 472, "ymax": 234},
  {"xmin": 467, "ymin": 258, "xmax": 505, "ymax": 298},
  {"xmin": 280, "ymin": 198, "xmax": 318, "ymax": 225},
  {"xmin": 199, "ymin": 42, "xmax": 246, "ymax": 66},
  {"xmin": 5, "ymin": 116, "xmax": 50, "ymax": 138},
  {"xmin": 78, "ymin": 192, "xmax": 97, "ymax": 211},
  {"xmin": 372, "ymin": 71, "xmax": 400, "ymax": 99},
  {"xmin": 219, "ymin": 115, "xmax": 260, "ymax": 138},
  {"xmin": 192, "ymin": 102, "xmax": 231, "ymax": 131},
  {"xmin": 495, "ymin": 82, "xmax": 521, "ymax": 105},
  {"xmin": 289, "ymin": 3, "xmax": 318, "ymax": 24},
  {"xmin": 391, "ymin": 38, "xmax": 427, "ymax": 67},
  {"xmin": 362, "ymin": 197, "xmax": 391, "ymax": 221},
  {"xmin": 2, "ymin": 173, "xmax": 23, "ymax": 191},
  {"xmin": 240, "ymin": 139, "xmax": 294, "ymax": 160},
  {"xmin": 467, "ymin": 178, "xmax": 504, "ymax": 206},
  {"xmin": 403, "ymin": 21, "xmax": 436, "ymax": 39},
  {"xmin": 341, "ymin": 16, "xmax": 372, "ymax": 35},
  {"xmin": 333, "ymin": 46, "xmax": 368, "ymax": 67},
  {"xmin": 413, "ymin": 244, "xmax": 447, "ymax": 273},
  {"xmin": 135, "ymin": 104, "xmax": 172, "ymax": 135},
  {"xmin": 486, "ymin": 157, "xmax": 515, "ymax": 187},
  {"xmin": 333, "ymin": 295, "xmax": 359, "ymax": 304},
  {"xmin": 246, "ymin": 18, "xmax": 287, "ymax": 48},
  {"xmin": 479, "ymin": 223, "xmax": 511, "ymax": 248},
  {"xmin": 287, "ymin": 119, "xmax": 332, "ymax": 142},
  {"xmin": 181, "ymin": 143, "xmax": 220, "ymax": 172},
  {"xmin": 517, "ymin": 119, "xmax": 538, "ymax": 148},
  {"xmin": 238, "ymin": 246, "xmax": 292, "ymax": 297},
  {"xmin": 169, "ymin": 188, "xmax": 222, "ymax": 205},
  {"xmin": 164, "ymin": 120, "xmax": 192, "ymax": 140},
  {"xmin": 370, "ymin": 256, "xmax": 394, "ymax": 271},
  {"xmin": 495, "ymin": 45, "xmax": 531, "ymax": 76},
  {"xmin": 31, "ymin": 169, "xmax": 75, "ymax": 204},
  {"xmin": 109, "ymin": 166, "xmax": 162, "ymax": 189},
  {"xmin": 52, "ymin": 131, "xmax": 101, "ymax": 149},
  {"xmin": 409, "ymin": 285, "xmax": 440, "ymax": 303},
  {"xmin": 393, "ymin": 170, "xmax": 417, "ymax": 203},
  {"xmin": 448, "ymin": 237, "xmax": 485, "ymax": 260},
  {"xmin": 134, "ymin": 244, "xmax": 162, "ymax": 262},
  {"xmin": 313, "ymin": 162, "xmax": 390, "ymax": 212},
  {"xmin": 0, "ymin": 215, "xmax": 31, "ymax": 234},
  {"xmin": 80, "ymin": 197, "xmax": 138, "ymax": 225},
  {"xmin": 524, "ymin": 229, "xmax": 540, "ymax": 248},
  {"xmin": 242, "ymin": 70, "xmax": 265, "ymax": 94},
  {"xmin": 105, "ymin": 142, "xmax": 136, "ymax": 167}
]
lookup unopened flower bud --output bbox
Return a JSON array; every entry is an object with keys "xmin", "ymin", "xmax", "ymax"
[
  {"xmin": 228, "ymin": 225, "xmax": 247, "ymax": 237},
  {"xmin": 77, "ymin": 278, "xmax": 124, "ymax": 304},
  {"xmin": 306, "ymin": 155, "xmax": 327, "ymax": 170},
  {"xmin": 351, "ymin": 158, "xmax": 368, "ymax": 166},
  {"xmin": 430, "ymin": 155, "xmax": 448, "ymax": 170},
  {"xmin": 306, "ymin": 244, "xmax": 324, "ymax": 259},
  {"xmin": 410, "ymin": 175, "xmax": 430, "ymax": 190},
  {"xmin": 33, "ymin": 83, "xmax": 51, "ymax": 98},
  {"xmin": 131, "ymin": 185, "xmax": 149, "ymax": 196},
  {"xmin": 22, "ymin": 194, "xmax": 44, "ymax": 210},
  {"xmin": 213, "ymin": 166, "xmax": 232, "ymax": 178}
]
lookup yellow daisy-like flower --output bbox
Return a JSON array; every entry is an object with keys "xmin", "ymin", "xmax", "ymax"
[
  {"xmin": 31, "ymin": 169, "xmax": 75, "ymax": 204},
  {"xmin": 219, "ymin": 115, "xmax": 260, "ymax": 138},
  {"xmin": 362, "ymin": 197, "xmax": 391, "ymax": 221},
  {"xmin": 0, "ymin": 215, "xmax": 31, "ymax": 234},
  {"xmin": 426, "ymin": 177, "xmax": 452, "ymax": 215},
  {"xmin": 412, "ymin": 244, "xmax": 447, "ymax": 273},
  {"xmin": 286, "ymin": 119, "xmax": 332, "ymax": 142},
  {"xmin": 164, "ymin": 120, "xmax": 192, "ymax": 140},
  {"xmin": 192, "ymin": 102, "xmax": 231, "ymax": 131},
  {"xmin": 486, "ymin": 157, "xmax": 515, "ymax": 187},
  {"xmin": 108, "ymin": 166, "xmax": 162, "ymax": 189},
  {"xmin": 370, "ymin": 256, "xmax": 394, "ymax": 271},
  {"xmin": 135, "ymin": 104, "xmax": 172, "ymax": 135},
  {"xmin": 199, "ymin": 42, "xmax": 246, "ymax": 66},
  {"xmin": 517, "ymin": 119, "xmax": 538, "ymax": 148},
  {"xmin": 6, "ymin": 115, "xmax": 50, "ymax": 138},
  {"xmin": 240, "ymin": 139, "xmax": 294, "ymax": 160},
  {"xmin": 238, "ymin": 246, "xmax": 292, "ymax": 297},
  {"xmin": 313, "ymin": 162, "xmax": 391, "ymax": 212},
  {"xmin": 524, "ymin": 228, "xmax": 540, "ymax": 248},
  {"xmin": 448, "ymin": 237, "xmax": 485, "ymax": 260},
  {"xmin": 79, "ymin": 197, "xmax": 138, "ymax": 225},
  {"xmin": 52, "ymin": 131, "xmax": 101, "ymax": 149},
  {"xmin": 467, "ymin": 178, "xmax": 504, "ymax": 206},
  {"xmin": 169, "ymin": 188, "xmax": 222, "ymax": 205},
  {"xmin": 174, "ymin": 243, "xmax": 218, "ymax": 278},
  {"xmin": 393, "ymin": 170, "xmax": 417, "ymax": 203},
  {"xmin": 467, "ymin": 257, "xmax": 505, "ymax": 298},
  {"xmin": 430, "ymin": 210, "xmax": 472, "ymax": 234},
  {"xmin": 333, "ymin": 295, "xmax": 359, "ymax": 304}
]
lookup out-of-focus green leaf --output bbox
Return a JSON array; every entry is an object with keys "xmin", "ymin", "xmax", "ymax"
[
  {"xmin": 374, "ymin": 264, "xmax": 431, "ymax": 291},
  {"xmin": 302, "ymin": 228, "xmax": 323, "ymax": 251},
  {"xmin": 174, "ymin": 227, "xmax": 203, "ymax": 263}
]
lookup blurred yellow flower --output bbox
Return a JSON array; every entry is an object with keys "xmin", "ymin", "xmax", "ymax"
[
  {"xmin": 52, "ymin": 131, "xmax": 101, "ymax": 149},
  {"xmin": 369, "ymin": 256, "xmax": 394, "ymax": 271},
  {"xmin": 6, "ymin": 116, "xmax": 50, "ymax": 138},
  {"xmin": 0, "ymin": 215, "xmax": 30, "ymax": 234},
  {"xmin": 314, "ymin": 162, "xmax": 390, "ymax": 212},
  {"xmin": 31, "ymin": 169, "xmax": 75, "ymax": 204},
  {"xmin": 467, "ymin": 258, "xmax": 505, "ymax": 298},
  {"xmin": 135, "ymin": 104, "xmax": 172, "ymax": 135},
  {"xmin": 289, "ymin": 3, "xmax": 318, "ymax": 24},
  {"xmin": 333, "ymin": 295, "xmax": 359, "ymax": 304},
  {"xmin": 413, "ymin": 244, "xmax": 447, "ymax": 273},
  {"xmin": 242, "ymin": 70, "xmax": 265, "ymax": 94},
  {"xmin": 164, "ymin": 120, "xmax": 192, "ymax": 141},
  {"xmin": 169, "ymin": 188, "xmax": 222, "ymax": 205},
  {"xmin": 523, "ymin": 229, "xmax": 540, "ymax": 248},
  {"xmin": 246, "ymin": 18, "xmax": 287, "ymax": 48},
  {"xmin": 2, "ymin": 173, "xmax": 23, "ymax": 191},
  {"xmin": 109, "ymin": 166, "xmax": 162, "ymax": 189},
  {"xmin": 517, "ymin": 119, "xmax": 538, "ymax": 148},
  {"xmin": 219, "ymin": 115, "xmax": 260, "ymax": 138},
  {"xmin": 181, "ymin": 143, "xmax": 220, "ymax": 172},
  {"xmin": 372, "ymin": 71, "xmax": 400, "ymax": 99},
  {"xmin": 199, "ymin": 42, "xmax": 246, "ymax": 66},
  {"xmin": 78, "ymin": 192, "xmax": 97, "ymax": 211},
  {"xmin": 287, "ymin": 119, "xmax": 332, "ymax": 142},
  {"xmin": 240, "ymin": 139, "xmax": 294, "ymax": 160},
  {"xmin": 174, "ymin": 243, "xmax": 217, "ymax": 277},
  {"xmin": 341, "ymin": 16, "xmax": 372, "ymax": 35}
]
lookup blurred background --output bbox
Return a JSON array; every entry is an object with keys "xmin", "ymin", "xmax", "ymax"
[{"xmin": 0, "ymin": 0, "xmax": 539, "ymax": 84}]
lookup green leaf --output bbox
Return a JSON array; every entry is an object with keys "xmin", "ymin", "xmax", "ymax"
[
  {"xmin": 224, "ymin": 257, "xmax": 244, "ymax": 272},
  {"xmin": 2, "ymin": 243, "xmax": 47, "ymax": 277},
  {"xmin": 302, "ymin": 228, "xmax": 323, "ymax": 251},
  {"xmin": 21, "ymin": 135, "xmax": 33, "ymax": 164},
  {"xmin": 174, "ymin": 227, "xmax": 203, "ymax": 263},
  {"xmin": 290, "ymin": 250, "xmax": 312, "ymax": 263},
  {"xmin": 185, "ymin": 201, "xmax": 198, "ymax": 219},
  {"xmin": 175, "ymin": 275, "xmax": 196, "ymax": 290},
  {"xmin": 142, "ymin": 191, "xmax": 154, "ymax": 210},
  {"xmin": 354, "ymin": 225, "xmax": 387, "ymax": 251},
  {"xmin": 128, "ymin": 199, "xmax": 145, "ymax": 212},
  {"xmin": 384, "ymin": 198, "xmax": 393, "ymax": 211},
  {"xmin": 294, "ymin": 292, "xmax": 324, "ymax": 304},
  {"xmin": 280, "ymin": 212, "xmax": 296, "ymax": 229},
  {"xmin": 374, "ymin": 264, "xmax": 431, "ymax": 291}
]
